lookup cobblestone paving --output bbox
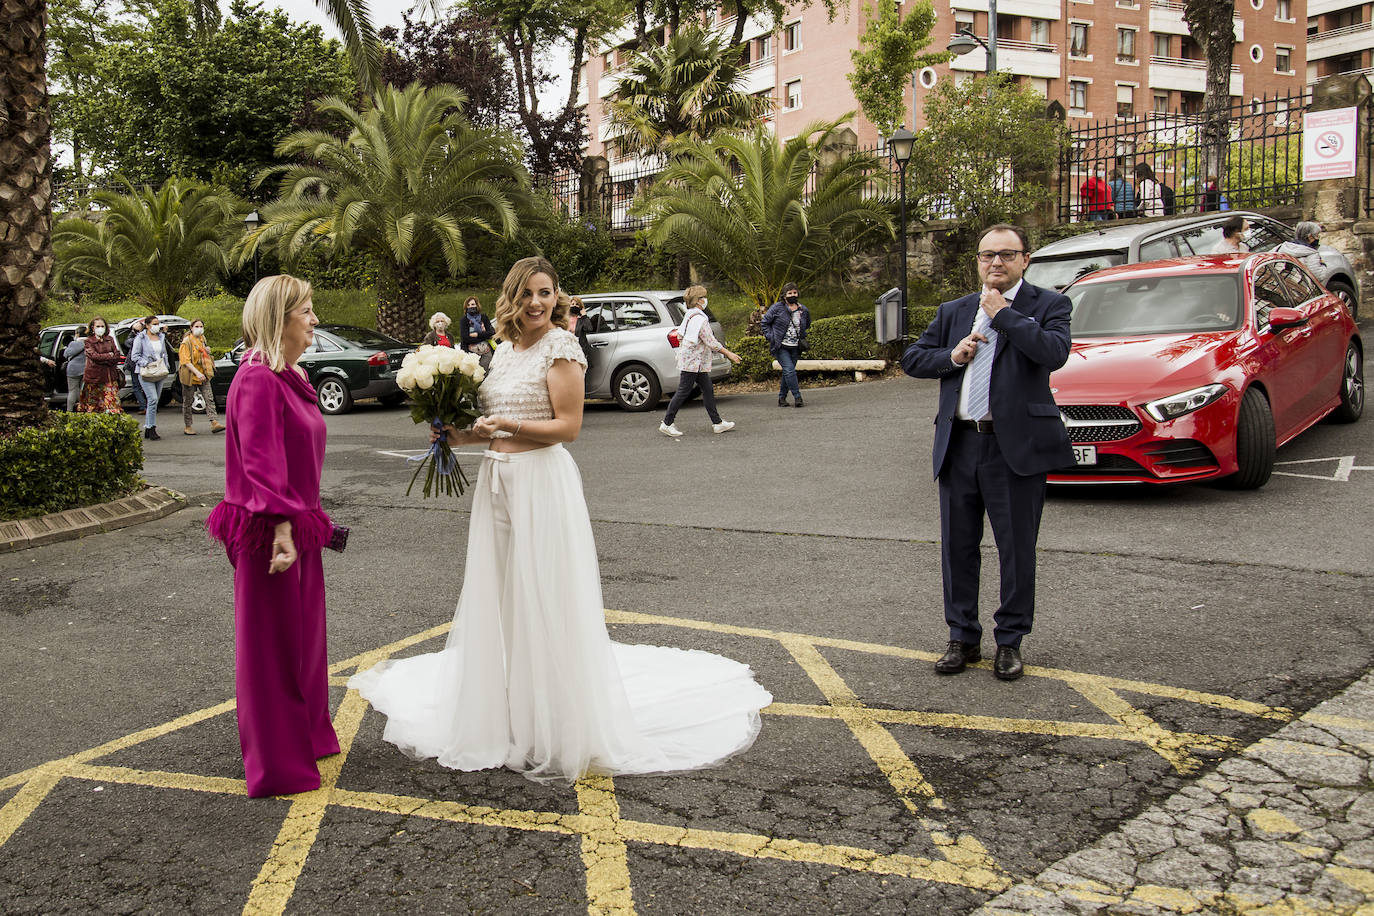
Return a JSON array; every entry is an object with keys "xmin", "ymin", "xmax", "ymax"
[{"xmin": 978, "ymin": 670, "xmax": 1374, "ymax": 915}]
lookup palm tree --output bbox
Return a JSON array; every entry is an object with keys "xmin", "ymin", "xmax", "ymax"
[
  {"xmin": 53, "ymin": 178, "xmax": 241, "ymax": 314},
  {"xmin": 242, "ymin": 83, "xmax": 528, "ymax": 341},
  {"xmin": 606, "ymin": 23, "xmax": 771, "ymax": 161},
  {"xmin": 637, "ymin": 118, "xmax": 896, "ymax": 312},
  {"xmin": 0, "ymin": 0, "xmax": 379, "ymax": 433}
]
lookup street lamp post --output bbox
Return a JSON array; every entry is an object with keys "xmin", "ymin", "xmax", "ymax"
[
  {"xmin": 887, "ymin": 128, "xmax": 916, "ymax": 341},
  {"xmin": 946, "ymin": 0, "xmax": 997, "ymax": 75},
  {"xmin": 243, "ymin": 210, "xmax": 262, "ymax": 285}
]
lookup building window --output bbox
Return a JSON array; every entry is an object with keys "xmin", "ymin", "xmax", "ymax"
[
  {"xmin": 784, "ymin": 20, "xmax": 801, "ymax": 52},
  {"xmin": 1275, "ymin": 0, "xmax": 1291, "ymax": 18},
  {"xmin": 1030, "ymin": 19, "xmax": 1050, "ymax": 44},
  {"xmin": 1069, "ymin": 80, "xmax": 1088, "ymax": 113},
  {"xmin": 1153, "ymin": 33, "xmax": 1170, "ymax": 58},
  {"xmin": 1070, "ymin": 22, "xmax": 1089, "ymax": 57},
  {"xmin": 1154, "ymin": 91, "xmax": 1169, "ymax": 113},
  {"xmin": 756, "ymin": 35, "xmax": 772, "ymax": 62},
  {"xmin": 1030, "ymin": 77, "xmax": 1050, "ymax": 97},
  {"xmin": 1117, "ymin": 84, "xmax": 1134, "ymax": 117},
  {"xmin": 1117, "ymin": 28, "xmax": 1136, "ymax": 62},
  {"xmin": 1275, "ymin": 46, "xmax": 1292, "ymax": 72},
  {"xmin": 785, "ymin": 79, "xmax": 801, "ymax": 110}
]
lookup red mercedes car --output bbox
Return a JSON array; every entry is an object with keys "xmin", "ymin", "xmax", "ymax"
[{"xmin": 1050, "ymin": 253, "xmax": 1364, "ymax": 488}]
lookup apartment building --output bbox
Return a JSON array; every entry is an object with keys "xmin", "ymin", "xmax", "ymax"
[
  {"xmin": 577, "ymin": 0, "xmax": 1309, "ymax": 165},
  {"xmin": 1308, "ymin": 0, "xmax": 1374, "ymax": 82}
]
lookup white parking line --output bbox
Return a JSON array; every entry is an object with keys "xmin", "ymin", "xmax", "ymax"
[{"xmin": 1273, "ymin": 455, "xmax": 1371, "ymax": 481}]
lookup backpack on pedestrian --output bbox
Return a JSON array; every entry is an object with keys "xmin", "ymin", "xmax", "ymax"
[{"xmin": 1160, "ymin": 183, "xmax": 1176, "ymax": 216}]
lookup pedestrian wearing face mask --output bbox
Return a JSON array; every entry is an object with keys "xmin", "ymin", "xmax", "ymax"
[
  {"xmin": 658, "ymin": 286, "xmax": 741, "ymax": 437},
  {"xmin": 179, "ymin": 318, "xmax": 225, "ymax": 435},
  {"xmin": 130, "ymin": 315, "xmax": 171, "ymax": 439},
  {"xmin": 126, "ymin": 317, "xmax": 148, "ymax": 411},
  {"xmin": 761, "ymin": 282, "xmax": 811, "ymax": 407},
  {"xmin": 422, "ymin": 312, "xmax": 456, "ymax": 348},
  {"xmin": 62, "ymin": 325, "xmax": 88, "ymax": 411},
  {"xmin": 77, "ymin": 316, "xmax": 124, "ymax": 414},
  {"xmin": 459, "ymin": 296, "xmax": 496, "ymax": 369}
]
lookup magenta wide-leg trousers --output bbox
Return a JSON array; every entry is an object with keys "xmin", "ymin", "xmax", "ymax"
[{"xmin": 233, "ymin": 545, "xmax": 339, "ymax": 797}]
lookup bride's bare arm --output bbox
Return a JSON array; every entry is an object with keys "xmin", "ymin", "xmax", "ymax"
[{"xmin": 476, "ymin": 358, "xmax": 585, "ymax": 444}]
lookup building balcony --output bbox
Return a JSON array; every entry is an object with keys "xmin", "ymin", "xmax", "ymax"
[
  {"xmin": 1149, "ymin": 0, "xmax": 1243, "ymax": 40},
  {"xmin": 1149, "ymin": 56, "xmax": 1243, "ymax": 94},
  {"xmin": 949, "ymin": 0, "xmax": 1059, "ymax": 19},
  {"xmin": 1309, "ymin": 0, "xmax": 1367, "ymax": 16},
  {"xmin": 948, "ymin": 36, "xmax": 1061, "ymax": 79},
  {"xmin": 741, "ymin": 61, "xmax": 776, "ymax": 95},
  {"xmin": 598, "ymin": 72, "xmax": 620, "ymax": 100},
  {"xmin": 1307, "ymin": 21, "xmax": 1374, "ymax": 61}
]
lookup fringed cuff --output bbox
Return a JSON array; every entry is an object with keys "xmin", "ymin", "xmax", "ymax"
[{"xmin": 205, "ymin": 502, "xmax": 334, "ymax": 558}]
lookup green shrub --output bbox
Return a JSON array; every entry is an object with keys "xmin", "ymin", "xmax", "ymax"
[
  {"xmin": 595, "ymin": 234, "xmax": 678, "ymax": 290},
  {"xmin": 734, "ymin": 336, "xmax": 774, "ymax": 380},
  {"xmin": 0, "ymin": 413, "xmax": 144, "ymax": 520}
]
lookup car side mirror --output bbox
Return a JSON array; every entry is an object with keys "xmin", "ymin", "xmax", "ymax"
[{"xmin": 1267, "ymin": 306, "xmax": 1308, "ymax": 332}]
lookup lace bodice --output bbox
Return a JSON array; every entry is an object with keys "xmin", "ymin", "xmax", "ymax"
[{"xmin": 478, "ymin": 328, "xmax": 587, "ymax": 434}]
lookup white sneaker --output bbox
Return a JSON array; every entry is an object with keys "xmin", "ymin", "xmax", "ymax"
[
  {"xmin": 659, "ymin": 422, "xmax": 684, "ymax": 437},
  {"xmin": 712, "ymin": 420, "xmax": 736, "ymax": 434}
]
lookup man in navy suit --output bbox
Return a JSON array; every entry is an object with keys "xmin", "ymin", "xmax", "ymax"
[{"xmin": 901, "ymin": 224, "xmax": 1075, "ymax": 681}]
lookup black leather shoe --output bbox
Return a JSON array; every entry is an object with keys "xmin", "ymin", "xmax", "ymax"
[
  {"xmin": 794, "ymin": 398, "xmax": 805, "ymax": 408},
  {"xmin": 934, "ymin": 640, "xmax": 981, "ymax": 674},
  {"xmin": 778, "ymin": 397, "xmax": 788, "ymax": 407},
  {"xmin": 994, "ymin": 646, "xmax": 1023, "ymax": 681}
]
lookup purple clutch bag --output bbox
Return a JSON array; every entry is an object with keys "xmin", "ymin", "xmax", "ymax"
[{"xmin": 326, "ymin": 525, "xmax": 350, "ymax": 553}]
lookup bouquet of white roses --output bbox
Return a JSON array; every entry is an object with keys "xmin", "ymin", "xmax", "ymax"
[{"xmin": 397, "ymin": 345, "xmax": 486, "ymax": 498}]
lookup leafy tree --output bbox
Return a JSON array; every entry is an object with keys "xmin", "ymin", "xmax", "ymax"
[
  {"xmin": 379, "ymin": 11, "xmax": 514, "ymax": 128},
  {"xmin": 607, "ymin": 23, "xmax": 770, "ymax": 160},
  {"xmin": 637, "ymin": 118, "xmax": 896, "ymax": 311},
  {"xmin": 244, "ymin": 83, "xmax": 530, "ymax": 341},
  {"xmin": 629, "ymin": 0, "xmax": 844, "ymax": 48},
  {"xmin": 53, "ymin": 177, "xmax": 242, "ymax": 314},
  {"xmin": 1182, "ymin": 0, "xmax": 1238, "ymax": 182},
  {"xmin": 909, "ymin": 73, "xmax": 1067, "ymax": 224},
  {"xmin": 64, "ymin": 0, "xmax": 353, "ymax": 196},
  {"xmin": 464, "ymin": 0, "xmax": 626, "ymax": 179},
  {"xmin": 847, "ymin": 0, "xmax": 946, "ymax": 136}
]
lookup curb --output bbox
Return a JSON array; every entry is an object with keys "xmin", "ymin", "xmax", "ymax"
[{"xmin": 0, "ymin": 487, "xmax": 187, "ymax": 554}]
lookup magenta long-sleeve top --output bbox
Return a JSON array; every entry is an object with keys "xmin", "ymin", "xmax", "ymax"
[{"xmin": 207, "ymin": 359, "xmax": 333, "ymax": 556}]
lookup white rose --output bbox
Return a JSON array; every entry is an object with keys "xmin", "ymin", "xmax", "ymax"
[
  {"xmin": 413, "ymin": 367, "xmax": 436, "ymax": 390},
  {"xmin": 396, "ymin": 367, "xmax": 416, "ymax": 390},
  {"xmin": 435, "ymin": 348, "xmax": 461, "ymax": 373},
  {"xmin": 401, "ymin": 351, "xmax": 419, "ymax": 370},
  {"xmin": 472, "ymin": 366, "xmax": 485, "ymax": 383},
  {"xmin": 460, "ymin": 351, "xmax": 480, "ymax": 375},
  {"xmin": 417, "ymin": 349, "xmax": 443, "ymax": 371}
]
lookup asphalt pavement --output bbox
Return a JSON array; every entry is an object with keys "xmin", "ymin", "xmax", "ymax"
[{"xmin": 2, "ymin": 362, "xmax": 1372, "ymax": 914}]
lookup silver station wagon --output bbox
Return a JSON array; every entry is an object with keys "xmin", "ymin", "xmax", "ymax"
[{"xmin": 575, "ymin": 290, "xmax": 732, "ymax": 411}]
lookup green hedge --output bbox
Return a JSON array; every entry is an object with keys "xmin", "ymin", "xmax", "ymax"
[
  {"xmin": 732, "ymin": 309, "xmax": 940, "ymax": 381},
  {"xmin": 0, "ymin": 413, "xmax": 144, "ymax": 520}
]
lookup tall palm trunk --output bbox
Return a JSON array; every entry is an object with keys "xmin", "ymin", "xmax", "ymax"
[
  {"xmin": 377, "ymin": 261, "xmax": 425, "ymax": 343},
  {"xmin": 0, "ymin": 0, "xmax": 54, "ymax": 434}
]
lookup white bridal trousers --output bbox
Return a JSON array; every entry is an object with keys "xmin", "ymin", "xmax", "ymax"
[{"xmin": 349, "ymin": 443, "xmax": 772, "ymax": 784}]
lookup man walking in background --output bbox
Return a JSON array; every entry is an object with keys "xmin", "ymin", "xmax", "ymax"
[{"xmin": 900, "ymin": 225, "xmax": 1075, "ymax": 681}]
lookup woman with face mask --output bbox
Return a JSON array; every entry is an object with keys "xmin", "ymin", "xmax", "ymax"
[
  {"xmin": 459, "ymin": 296, "xmax": 496, "ymax": 369},
  {"xmin": 62, "ymin": 325, "xmax": 88, "ymax": 412},
  {"xmin": 77, "ymin": 317, "xmax": 124, "ymax": 414},
  {"xmin": 760, "ymin": 282, "xmax": 811, "ymax": 407},
  {"xmin": 179, "ymin": 318, "xmax": 225, "ymax": 435},
  {"xmin": 422, "ymin": 312, "xmax": 455, "ymax": 348},
  {"xmin": 130, "ymin": 315, "xmax": 170, "ymax": 438}
]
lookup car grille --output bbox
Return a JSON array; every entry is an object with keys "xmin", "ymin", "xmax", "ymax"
[
  {"xmin": 1142, "ymin": 440, "xmax": 1218, "ymax": 470},
  {"xmin": 1059, "ymin": 405, "xmax": 1142, "ymax": 443},
  {"xmin": 1054, "ymin": 454, "xmax": 1150, "ymax": 476}
]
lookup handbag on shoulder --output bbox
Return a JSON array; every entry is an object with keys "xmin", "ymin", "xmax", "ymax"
[{"xmin": 140, "ymin": 358, "xmax": 170, "ymax": 381}]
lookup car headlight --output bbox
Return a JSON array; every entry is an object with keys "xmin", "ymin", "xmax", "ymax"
[{"xmin": 1142, "ymin": 384, "xmax": 1229, "ymax": 422}]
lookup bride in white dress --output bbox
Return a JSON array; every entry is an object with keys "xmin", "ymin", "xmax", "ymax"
[{"xmin": 350, "ymin": 257, "xmax": 772, "ymax": 784}]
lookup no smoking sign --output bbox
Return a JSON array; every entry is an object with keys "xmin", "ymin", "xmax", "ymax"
[{"xmin": 1303, "ymin": 107, "xmax": 1358, "ymax": 181}]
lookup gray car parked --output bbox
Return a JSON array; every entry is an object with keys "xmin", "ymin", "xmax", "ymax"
[
  {"xmin": 1025, "ymin": 211, "xmax": 1362, "ymax": 319},
  {"xmin": 575, "ymin": 290, "xmax": 731, "ymax": 411}
]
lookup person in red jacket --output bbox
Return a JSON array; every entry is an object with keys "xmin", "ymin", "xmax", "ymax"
[{"xmin": 1079, "ymin": 168, "xmax": 1113, "ymax": 221}]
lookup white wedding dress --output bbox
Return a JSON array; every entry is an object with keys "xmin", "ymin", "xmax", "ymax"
[{"xmin": 350, "ymin": 328, "xmax": 771, "ymax": 783}]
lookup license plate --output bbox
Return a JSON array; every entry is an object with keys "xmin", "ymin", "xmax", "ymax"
[{"xmin": 1073, "ymin": 445, "xmax": 1097, "ymax": 466}]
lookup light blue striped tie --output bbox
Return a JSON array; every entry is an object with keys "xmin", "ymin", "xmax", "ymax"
[{"xmin": 965, "ymin": 311, "xmax": 997, "ymax": 421}]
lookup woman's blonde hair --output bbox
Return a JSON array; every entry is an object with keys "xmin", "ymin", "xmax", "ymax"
[
  {"xmin": 242, "ymin": 274, "xmax": 312, "ymax": 372},
  {"xmin": 428, "ymin": 311, "xmax": 451, "ymax": 331},
  {"xmin": 493, "ymin": 256, "xmax": 571, "ymax": 343},
  {"xmin": 683, "ymin": 285, "xmax": 707, "ymax": 309}
]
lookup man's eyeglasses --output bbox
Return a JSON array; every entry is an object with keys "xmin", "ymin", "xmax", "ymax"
[{"xmin": 976, "ymin": 250, "xmax": 1026, "ymax": 264}]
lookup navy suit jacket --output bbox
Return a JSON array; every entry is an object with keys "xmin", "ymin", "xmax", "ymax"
[{"xmin": 901, "ymin": 281, "xmax": 1076, "ymax": 479}]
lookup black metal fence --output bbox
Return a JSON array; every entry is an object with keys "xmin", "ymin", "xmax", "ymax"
[{"xmin": 1058, "ymin": 90, "xmax": 1310, "ymax": 221}]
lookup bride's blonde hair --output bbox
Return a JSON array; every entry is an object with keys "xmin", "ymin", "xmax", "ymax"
[{"xmin": 493, "ymin": 257, "xmax": 572, "ymax": 343}]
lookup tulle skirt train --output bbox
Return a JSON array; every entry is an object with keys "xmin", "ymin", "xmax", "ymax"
[{"xmin": 349, "ymin": 444, "xmax": 771, "ymax": 784}]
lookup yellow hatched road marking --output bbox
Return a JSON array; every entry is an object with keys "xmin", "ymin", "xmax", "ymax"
[
  {"xmin": 576, "ymin": 776, "xmax": 636, "ymax": 916},
  {"xmin": 0, "ymin": 768, "xmax": 64, "ymax": 848}
]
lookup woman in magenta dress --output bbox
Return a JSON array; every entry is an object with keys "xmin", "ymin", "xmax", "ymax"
[{"xmin": 207, "ymin": 274, "xmax": 339, "ymax": 797}]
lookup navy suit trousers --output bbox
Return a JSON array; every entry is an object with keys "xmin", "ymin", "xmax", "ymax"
[{"xmin": 938, "ymin": 426, "xmax": 1047, "ymax": 649}]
